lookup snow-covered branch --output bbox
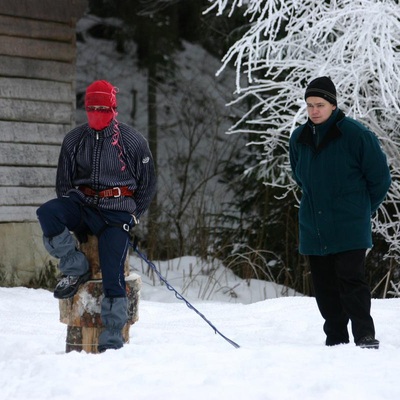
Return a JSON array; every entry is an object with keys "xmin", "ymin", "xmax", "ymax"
[{"xmin": 206, "ymin": 0, "xmax": 400, "ymax": 260}]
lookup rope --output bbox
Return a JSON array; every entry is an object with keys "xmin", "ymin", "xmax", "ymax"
[{"xmin": 130, "ymin": 239, "xmax": 240, "ymax": 349}]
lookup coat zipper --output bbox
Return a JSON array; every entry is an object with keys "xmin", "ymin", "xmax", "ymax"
[
  {"xmin": 312, "ymin": 124, "xmax": 319, "ymax": 148},
  {"xmin": 92, "ymin": 132, "xmax": 102, "ymax": 205}
]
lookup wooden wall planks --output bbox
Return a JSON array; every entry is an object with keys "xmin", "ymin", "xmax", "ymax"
[{"xmin": 0, "ymin": 0, "xmax": 87, "ymax": 223}]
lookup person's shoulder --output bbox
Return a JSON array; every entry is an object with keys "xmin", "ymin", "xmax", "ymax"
[
  {"xmin": 62, "ymin": 124, "xmax": 87, "ymax": 145},
  {"xmin": 118, "ymin": 122, "xmax": 149, "ymax": 148},
  {"xmin": 292, "ymin": 123, "xmax": 306, "ymax": 134},
  {"xmin": 338, "ymin": 115, "xmax": 369, "ymax": 135},
  {"xmin": 337, "ymin": 114, "xmax": 381, "ymax": 147},
  {"xmin": 65, "ymin": 123, "xmax": 87, "ymax": 135},
  {"xmin": 119, "ymin": 122, "xmax": 146, "ymax": 139},
  {"xmin": 291, "ymin": 121, "xmax": 307, "ymax": 141}
]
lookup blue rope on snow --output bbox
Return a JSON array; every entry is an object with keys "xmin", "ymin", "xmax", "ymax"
[{"xmin": 130, "ymin": 239, "xmax": 240, "ymax": 349}]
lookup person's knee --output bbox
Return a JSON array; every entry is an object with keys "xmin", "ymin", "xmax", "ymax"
[
  {"xmin": 37, "ymin": 198, "xmax": 62, "ymax": 220},
  {"xmin": 37, "ymin": 197, "xmax": 81, "ymax": 237},
  {"xmin": 36, "ymin": 201, "xmax": 50, "ymax": 220}
]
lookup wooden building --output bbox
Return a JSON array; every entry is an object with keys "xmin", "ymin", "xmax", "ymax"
[{"xmin": 0, "ymin": 0, "xmax": 87, "ymax": 286}]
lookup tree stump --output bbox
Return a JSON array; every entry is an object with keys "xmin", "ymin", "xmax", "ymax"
[
  {"xmin": 78, "ymin": 234, "xmax": 130, "ymax": 279},
  {"xmin": 58, "ymin": 234, "xmax": 141, "ymax": 353}
]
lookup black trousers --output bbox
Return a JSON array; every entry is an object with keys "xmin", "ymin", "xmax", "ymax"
[{"xmin": 309, "ymin": 249, "xmax": 375, "ymax": 345}]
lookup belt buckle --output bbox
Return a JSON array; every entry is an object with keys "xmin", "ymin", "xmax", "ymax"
[{"xmin": 113, "ymin": 187, "xmax": 121, "ymax": 198}]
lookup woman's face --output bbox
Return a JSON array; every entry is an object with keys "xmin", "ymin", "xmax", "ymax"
[{"xmin": 306, "ymin": 96, "xmax": 336, "ymax": 125}]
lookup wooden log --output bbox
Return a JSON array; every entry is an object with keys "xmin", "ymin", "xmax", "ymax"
[
  {"xmin": 0, "ymin": 98, "xmax": 73, "ymax": 124},
  {"xmin": 78, "ymin": 234, "xmax": 131, "ymax": 279},
  {"xmin": 0, "ymin": 0, "xmax": 87, "ymax": 23},
  {"xmin": 0, "ymin": 143, "xmax": 60, "ymax": 167},
  {"xmin": 0, "ymin": 166, "xmax": 56, "ymax": 187},
  {"xmin": 0, "ymin": 187, "xmax": 56, "ymax": 206},
  {"xmin": 59, "ymin": 276, "xmax": 141, "ymax": 327},
  {"xmin": 0, "ymin": 206, "xmax": 42, "ymax": 222},
  {"xmin": 0, "ymin": 15, "xmax": 74, "ymax": 41},
  {"xmin": 0, "ymin": 77, "xmax": 73, "ymax": 103},
  {"xmin": 0, "ymin": 120, "xmax": 66, "ymax": 144},
  {"xmin": 0, "ymin": 55, "xmax": 75, "ymax": 82},
  {"xmin": 0, "ymin": 35, "xmax": 75, "ymax": 62},
  {"xmin": 59, "ymin": 274, "xmax": 142, "ymax": 354},
  {"xmin": 58, "ymin": 233, "xmax": 138, "ymax": 353}
]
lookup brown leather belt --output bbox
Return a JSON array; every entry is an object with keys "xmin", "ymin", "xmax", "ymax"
[{"xmin": 79, "ymin": 185, "xmax": 134, "ymax": 198}]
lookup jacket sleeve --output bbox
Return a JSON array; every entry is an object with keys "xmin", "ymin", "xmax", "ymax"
[
  {"xmin": 359, "ymin": 131, "xmax": 391, "ymax": 214},
  {"xmin": 125, "ymin": 133, "xmax": 157, "ymax": 219},
  {"xmin": 55, "ymin": 134, "xmax": 76, "ymax": 198},
  {"xmin": 289, "ymin": 131, "xmax": 302, "ymax": 188}
]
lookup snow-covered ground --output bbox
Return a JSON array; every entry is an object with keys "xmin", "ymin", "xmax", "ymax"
[
  {"xmin": 2, "ymin": 12, "xmax": 398, "ymax": 400},
  {"xmin": 1, "ymin": 254, "xmax": 400, "ymax": 400}
]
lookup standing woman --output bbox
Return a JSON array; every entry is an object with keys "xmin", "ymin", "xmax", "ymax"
[{"xmin": 289, "ymin": 76, "xmax": 391, "ymax": 349}]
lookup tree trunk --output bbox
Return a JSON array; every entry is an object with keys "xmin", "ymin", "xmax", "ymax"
[{"xmin": 146, "ymin": 50, "xmax": 159, "ymax": 259}]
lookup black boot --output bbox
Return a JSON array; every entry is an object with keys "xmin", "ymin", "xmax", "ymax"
[{"xmin": 356, "ymin": 335, "xmax": 379, "ymax": 349}]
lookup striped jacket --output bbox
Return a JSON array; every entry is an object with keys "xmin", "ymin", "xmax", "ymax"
[{"xmin": 56, "ymin": 122, "xmax": 156, "ymax": 218}]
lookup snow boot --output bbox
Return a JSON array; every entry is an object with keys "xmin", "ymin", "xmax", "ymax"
[
  {"xmin": 356, "ymin": 335, "xmax": 379, "ymax": 349},
  {"xmin": 43, "ymin": 227, "xmax": 90, "ymax": 298},
  {"xmin": 43, "ymin": 227, "xmax": 89, "ymax": 275},
  {"xmin": 53, "ymin": 271, "xmax": 91, "ymax": 299},
  {"xmin": 98, "ymin": 297, "xmax": 128, "ymax": 353}
]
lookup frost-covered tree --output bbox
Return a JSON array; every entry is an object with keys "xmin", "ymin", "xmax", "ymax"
[{"xmin": 206, "ymin": 0, "xmax": 400, "ymax": 265}]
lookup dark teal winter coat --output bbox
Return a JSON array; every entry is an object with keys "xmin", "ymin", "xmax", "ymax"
[{"xmin": 289, "ymin": 108, "xmax": 391, "ymax": 256}]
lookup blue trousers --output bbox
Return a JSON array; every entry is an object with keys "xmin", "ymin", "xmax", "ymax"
[{"xmin": 37, "ymin": 194, "xmax": 134, "ymax": 298}]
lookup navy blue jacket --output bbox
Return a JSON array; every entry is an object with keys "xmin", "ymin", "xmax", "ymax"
[
  {"xmin": 56, "ymin": 122, "xmax": 156, "ymax": 218},
  {"xmin": 289, "ymin": 108, "xmax": 391, "ymax": 255}
]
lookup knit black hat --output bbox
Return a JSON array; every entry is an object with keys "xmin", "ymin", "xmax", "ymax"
[{"xmin": 304, "ymin": 76, "xmax": 337, "ymax": 106}]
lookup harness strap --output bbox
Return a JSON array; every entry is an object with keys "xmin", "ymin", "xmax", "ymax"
[{"xmin": 94, "ymin": 206, "xmax": 132, "ymax": 238}]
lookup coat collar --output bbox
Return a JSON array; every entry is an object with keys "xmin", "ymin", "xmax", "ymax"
[
  {"xmin": 297, "ymin": 109, "xmax": 346, "ymax": 152},
  {"xmin": 85, "ymin": 121, "xmax": 116, "ymax": 138}
]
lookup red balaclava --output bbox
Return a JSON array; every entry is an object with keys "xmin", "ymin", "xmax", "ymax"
[{"xmin": 85, "ymin": 80, "xmax": 118, "ymax": 130}]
